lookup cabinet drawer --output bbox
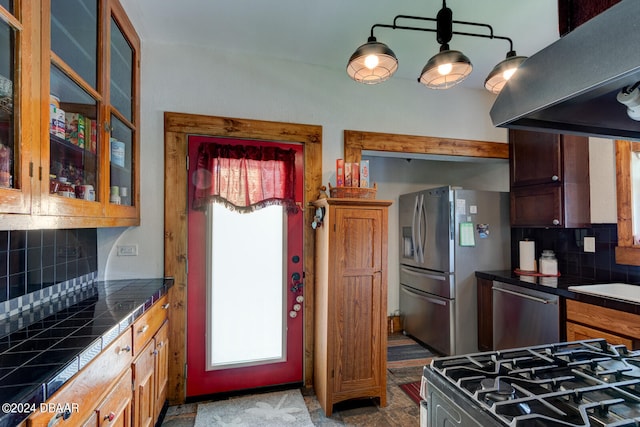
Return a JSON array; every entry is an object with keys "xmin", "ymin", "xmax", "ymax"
[
  {"xmin": 566, "ymin": 321, "xmax": 635, "ymax": 349},
  {"xmin": 566, "ymin": 300, "xmax": 640, "ymax": 343},
  {"xmin": 96, "ymin": 369, "xmax": 132, "ymax": 427},
  {"xmin": 28, "ymin": 330, "xmax": 133, "ymax": 427},
  {"xmin": 132, "ymin": 296, "xmax": 169, "ymax": 355}
]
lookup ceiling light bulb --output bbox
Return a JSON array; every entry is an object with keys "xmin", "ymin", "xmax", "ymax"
[
  {"xmin": 503, "ymin": 68, "xmax": 517, "ymax": 81},
  {"xmin": 364, "ymin": 54, "xmax": 379, "ymax": 70},
  {"xmin": 438, "ymin": 63, "xmax": 453, "ymax": 75}
]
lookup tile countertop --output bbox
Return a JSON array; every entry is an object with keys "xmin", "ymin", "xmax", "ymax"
[
  {"xmin": 476, "ymin": 270, "xmax": 640, "ymax": 315},
  {"xmin": 0, "ymin": 278, "xmax": 173, "ymax": 427}
]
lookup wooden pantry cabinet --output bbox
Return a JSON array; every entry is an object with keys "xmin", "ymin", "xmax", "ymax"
[
  {"xmin": 0, "ymin": 0, "xmax": 140, "ymax": 229},
  {"xmin": 509, "ymin": 129, "xmax": 590, "ymax": 228},
  {"xmin": 312, "ymin": 197, "xmax": 392, "ymax": 416}
]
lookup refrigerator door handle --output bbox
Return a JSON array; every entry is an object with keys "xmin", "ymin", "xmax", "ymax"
[
  {"xmin": 400, "ymin": 266, "xmax": 447, "ymax": 282},
  {"xmin": 401, "ymin": 285, "xmax": 448, "ymax": 306},
  {"xmin": 417, "ymin": 194, "xmax": 425, "ymax": 263},
  {"xmin": 421, "ymin": 194, "xmax": 428, "ymax": 263},
  {"xmin": 412, "ymin": 195, "xmax": 419, "ymax": 263}
]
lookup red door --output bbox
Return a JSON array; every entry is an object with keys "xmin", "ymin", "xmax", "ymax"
[{"xmin": 186, "ymin": 135, "xmax": 304, "ymax": 397}]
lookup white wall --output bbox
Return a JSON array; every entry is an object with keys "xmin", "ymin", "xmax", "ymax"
[
  {"xmin": 96, "ymin": 41, "xmax": 618, "ymax": 316},
  {"xmin": 98, "ymin": 41, "xmax": 507, "ymax": 280}
]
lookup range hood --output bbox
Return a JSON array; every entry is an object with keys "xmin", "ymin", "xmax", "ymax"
[{"xmin": 490, "ymin": 0, "xmax": 640, "ymax": 140}]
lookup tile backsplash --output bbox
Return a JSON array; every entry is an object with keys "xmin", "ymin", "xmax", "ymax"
[
  {"xmin": 511, "ymin": 224, "xmax": 640, "ymax": 284},
  {"xmin": 0, "ymin": 229, "xmax": 98, "ymax": 319}
]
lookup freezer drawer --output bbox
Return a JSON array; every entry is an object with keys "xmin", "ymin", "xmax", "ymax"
[
  {"xmin": 400, "ymin": 285, "xmax": 454, "ymax": 355},
  {"xmin": 400, "ymin": 265, "xmax": 453, "ymax": 299}
]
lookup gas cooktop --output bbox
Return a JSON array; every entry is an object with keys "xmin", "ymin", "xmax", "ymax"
[{"xmin": 424, "ymin": 339, "xmax": 640, "ymax": 427}]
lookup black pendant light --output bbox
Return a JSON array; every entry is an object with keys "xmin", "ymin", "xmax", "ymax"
[
  {"xmin": 346, "ymin": 36, "xmax": 398, "ymax": 84},
  {"xmin": 418, "ymin": 3, "xmax": 472, "ymax": 89},
  {"xmin": 346, "ymin": 1, "xmax": 526, "ymax": 93}
]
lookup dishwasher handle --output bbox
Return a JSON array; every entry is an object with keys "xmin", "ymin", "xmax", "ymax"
[{"xmin": 492, "ymin": 286, "xmax": 557, "ymax": 305}]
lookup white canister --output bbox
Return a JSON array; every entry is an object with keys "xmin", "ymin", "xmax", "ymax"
[{"xmin": 539, "ymin": 250, "xmax": 558, "ymax": 275}]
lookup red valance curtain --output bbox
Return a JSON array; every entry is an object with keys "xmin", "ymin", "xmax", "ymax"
[{"xmin": 192, "ymin": 143, "xmax": 298, "ymax": 213}]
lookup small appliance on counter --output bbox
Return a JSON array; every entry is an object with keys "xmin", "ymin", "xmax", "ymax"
[
  {"xmin": 398, "ymin": 186, "xmax": 510, "ymax": 356},
  {"xmin": 422, "ymin": 339, "xmax": 640, "ymax": 426}
]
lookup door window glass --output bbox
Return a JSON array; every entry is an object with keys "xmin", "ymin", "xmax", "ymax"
[
  {"xmin": 0, "ymin": 10, "xmax": 15, "ymax": 188},
  {"xmin": 206, "ymin": 202, "xmax": 285, "ymax": 369}
]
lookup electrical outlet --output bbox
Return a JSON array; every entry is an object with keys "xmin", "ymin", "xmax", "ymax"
[
  {"xmin": 584, "ymin": 236, "xmax": 595, "ymax": 253},
  {"xmin": 117, "ymin": 244, "xmax": 138, "ymax": 256}
]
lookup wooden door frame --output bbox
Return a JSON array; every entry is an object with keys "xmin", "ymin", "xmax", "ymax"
[
  {"xmin": 164, "ymin": 112, "xmax": 322, "ymax": 403},
  {"xmin": 164, "ymin": 113, "xmax": 506, "ymax": 403},
  {"xmin": 343, "ymin": 130, "xmax": 509, "ymax": 163}
]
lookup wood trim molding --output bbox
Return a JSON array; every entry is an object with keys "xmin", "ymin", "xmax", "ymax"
[
  {"xmin": 615, "ymin": 139, "xmax": 640, "ymax": 266},
  {"xmin": 343, "ymin": 130, "xmax": 509, "ymax": 163},
  {"xmin": 164, "ymin": 112, "xmax": 322, "ymax": 403}
]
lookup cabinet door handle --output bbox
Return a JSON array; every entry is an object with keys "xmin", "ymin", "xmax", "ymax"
[
  {"xmin": 157, "ymin": 341, "xmax": 164, "ymax": 348},
  {"xmin": 552, "ymin": 219, "xmax": 560, "ymax": 225},
  {"xmin": 162, "ymin": 303, "xmax": 170, "ymax": 309},
  {"xmin": 138, "ymin": 325, "xmax": 149, "ymax": 334},
  {"xmin": 153, "ymin": 349, "xmax": 159, "ymax": 356},
  {"xmin": 551, "ymin": 175, "xmax": 559, "ymax": 181},
  {"xmin": 47, "ymin": 410, "xmax": 71, "ymax": 427},
  {"xmin": 104, "ymin": 412, "xmax": 116, "ymax": 422},
  {"xmin": 119, "ymin": 345, "xmax": 131, "ymax": 354}
]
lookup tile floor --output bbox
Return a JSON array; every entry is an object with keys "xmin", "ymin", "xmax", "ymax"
[{"xmin": 161, "ymin": 365, "xmax": 424, "ymax": 427}]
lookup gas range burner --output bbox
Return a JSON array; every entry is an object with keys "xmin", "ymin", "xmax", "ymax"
[{"xmin": 428, "ymin": 339, "xmax": 640, "ymax": 427}]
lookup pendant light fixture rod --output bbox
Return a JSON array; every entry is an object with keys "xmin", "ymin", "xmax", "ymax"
[{"xmin": 369, "ymin": 20, "xmax": 514, "ymax": 53}]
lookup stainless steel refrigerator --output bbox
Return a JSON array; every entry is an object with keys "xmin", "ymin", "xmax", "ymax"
[{"xmin": 399, "ymin": 186, "xmax": 510, "ymax": 356}]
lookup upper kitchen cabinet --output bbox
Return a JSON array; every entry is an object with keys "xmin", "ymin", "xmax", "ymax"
[
  {"xmin": 0, "ymin": 1, "xmax": 39, "ymax": 215},
  {"xmin": 42, "ymin": 0, "xmax": 140, "ymax": 224},
  {"xmin": 0, "ymin": 0, "xmax": 139, "ymax": 229},
  {"xmin": 509, "ymin": 129, "xmax": 590, "ymax": 228}
]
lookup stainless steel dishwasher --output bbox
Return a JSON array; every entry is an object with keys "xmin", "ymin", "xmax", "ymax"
[{"xmin": 492, "ymin": 281, "xmax": 559, "ymax": 350}]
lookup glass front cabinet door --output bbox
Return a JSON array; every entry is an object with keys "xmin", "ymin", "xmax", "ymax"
[
  {"xmin": 0, "ymin": 1, "xmax": 38, "ymax": 215},
  {"xmin": 0, "ymin": 0, "xmax": 139, "ymax": 228},
  {"xmin": 44, "ymin": 0, "xmax": 140, "ymax": 223}
]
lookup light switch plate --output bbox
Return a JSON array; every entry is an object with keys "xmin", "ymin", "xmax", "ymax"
[
  {"xmin": 584, "ymin": 236, "xmax": 595, "ymax": 253},
  {"xmin": 117, "ymin": 244, "xmax": 138, "ymax": 256}
]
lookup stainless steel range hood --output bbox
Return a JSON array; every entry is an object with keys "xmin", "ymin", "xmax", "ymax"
[{"xmin": 490, "ymin": 0, "xmax": 640, "ymax": 139}]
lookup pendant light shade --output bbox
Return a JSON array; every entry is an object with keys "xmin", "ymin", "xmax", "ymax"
[
  {"xmin": 484, "ymin": 51, "xmax": 527, "ymax": 94},
  {"xmin": 419, "ymin": 47, "xmax": 472, "ymax": 89},
  {"xmin": 346, "ymin": 36, "xmax": 399, "ymax": 84}
]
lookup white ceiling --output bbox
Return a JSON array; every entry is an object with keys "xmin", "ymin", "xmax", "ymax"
[{"xmin": 119, "ymin": 0, "xmax": 560, "ymax": 90}]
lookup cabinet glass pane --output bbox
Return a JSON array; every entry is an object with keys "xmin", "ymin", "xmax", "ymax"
[
  {"xmin": 0, "ymin": 1, "xmax": 12, "ymax": 13},
  {"xmin": 109, "ymin": 115, "xmax": 132, "ymax": 206},
  {"xmin": 110, "ymin": 18, "xmax": 133, "ymax": 121},
  {"xmin": 49, "ymin": 66, "xmax": 98, "ymax": 200},
  {"xmin": 0, "ymin": 18, "xmax": 15, "ymax": 189},
  {"xmin": 51, "ymin": 0, "xmax": 98, "ymax": 89}
]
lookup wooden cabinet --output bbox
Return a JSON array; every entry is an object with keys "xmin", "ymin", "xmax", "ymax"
[
  {"xmin": 509, "ymin": 129, "xmax": 590, "ymax": 228},
  {"xmin": 132, "ymin": 341, "xmax": 155, "ymax": 427},
  {"xmin": 566, "ymin": 299, "xmax": 640, "ymax": 349},
  {"xmin": 95, "ymin": 370, "xmax": 133, "ymax": 427},
  {"xmin": 476, "ymin": 277, "xmax": 493, "ymax": 351},
  {"xmin": 28, "ymin": 298, "xmax": 169, "ymax": 427},
  {"xmin": 0, "ymin": 0, "xmax": 140, "ymax": 229},
  {"xmin": 28, "ymin": 330, "xmax": 134, "ymax": 427},
  {"xmin": 312, "ymin": 198, "xmax": 392, "ymax": 417}
]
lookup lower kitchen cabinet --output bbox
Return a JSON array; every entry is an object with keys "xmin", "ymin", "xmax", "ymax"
[
  {"xmin": 27, "ymin": 297, "xmax": 169, "ymax": 427},
  {"xmin": 566, "ymin": 299, "xmax": 640, "ymax": 349},
  {"xmin": 312, "ymin": 198, "xmax": 392, "ymax": 417},
  {"xmin": 476, "ymin": 277, "xmax": 493, "ymax": 351},
  {"xmin": 133, "ymin": 340, "xmax": 156, "ymax": 427},
  {"xmin": 95, "ymin": 370, "xmax": 133, "ymax": 427}
]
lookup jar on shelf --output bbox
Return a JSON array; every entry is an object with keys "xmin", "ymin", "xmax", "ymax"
[{"xmin": 110, "ymin": 186, "xmax": 121, "ymax": 205}]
